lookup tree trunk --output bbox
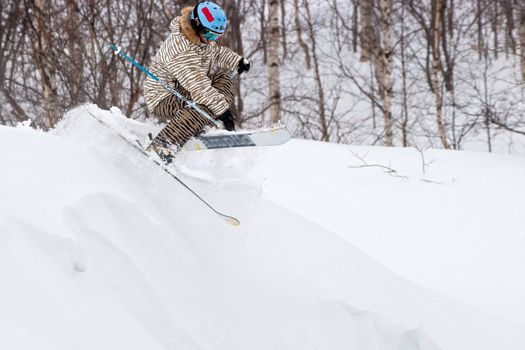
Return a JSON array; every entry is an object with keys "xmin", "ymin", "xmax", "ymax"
[
  {"xmin": 353, "ymin": 0, "xmax": 359, "ymax": 53},
  {"xmin": 360, "ymin": 0, "xmax": 375, "ymax": 62},
  {"xmin": 362, "ymin": 0, "xmax": 394, "ymax": 146},
  {"xmin": 477, "ymin": 0, "xmax": 484, "ymax": 60},
  {"xmin": 400, "ymin": 1, "xmax": 409, "ymax": 147},
  {"xmin": 294, "ymin": 0, "xmax": 311, "ymax": 69},
  {"xmin": 267, "ymin": 0, "xmax": 282, "ymax": 124},
  {"xmin": 304, "ymin": 0, "xmax": 329, "ymax": 141},
  {"xmin": 442, "ymin": 0, "xmax": 454, "ymax": 92},
  {"xmin": 66, "ymin": 0, "xmax": 83, "ymax": 106},
  {"xmin": 431, "ymin": 0, "xmax": 449, "ymax": 149},
  {"xmin": 492, "ymin": 0, "xmax": 499, "ymax": 59},
  {"xmin": 32, "ymin": 0, "xmax": 59, "ymax": 129},
  {"xmin": 502, "ymin": 0, "xmax": 516, "ymax": 56},
  {"xmin": 221, "ymin": 1, "xmax": 246, "ymax": 126},
  {"xmin": 260, "ymin": 0, "xmax": 267, "ymax": 64},
  {"xmin": 519, "ymin": 1, "xmax": 525, "ymax": 81},
  {"xmin": 376, "ymin": 0, "xmax": 394, "ymax": 146},
  {"xmin": 280, "ymin": 0, "xmax": 287, "ymax": 59}
]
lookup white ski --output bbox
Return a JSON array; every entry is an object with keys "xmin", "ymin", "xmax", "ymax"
[{"xmin": 87, "ymin": 111, "xmax": 240, "ymax": 227}]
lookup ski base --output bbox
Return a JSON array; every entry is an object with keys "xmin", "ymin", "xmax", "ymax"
[{"xmin": 184, "ymin": 127, "xmax": 291, "ymax": 151}]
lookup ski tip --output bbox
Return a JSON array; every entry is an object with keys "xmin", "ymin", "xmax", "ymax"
[{"xmin": 224, "ymin": 216, "xmax": 240, "ymax": 227}]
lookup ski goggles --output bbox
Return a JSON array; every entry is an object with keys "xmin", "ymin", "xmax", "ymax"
[{"xmin": 201, "ymin": 28, "xmax": 222, "ymax": 41}]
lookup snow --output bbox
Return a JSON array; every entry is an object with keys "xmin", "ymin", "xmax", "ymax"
[{"xmin": 0, "ymin": 104, "xmax": 524, "ymax": 349}]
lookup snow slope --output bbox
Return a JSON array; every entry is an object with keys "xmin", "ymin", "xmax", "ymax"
[{"xmin": 0, "ymin": 104, "xmax": 524, "ymax": 350}]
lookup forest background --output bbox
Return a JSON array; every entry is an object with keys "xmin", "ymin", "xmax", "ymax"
[{"xmin": 1, "ymin": 0, "xmax": 524, "ymax": 153}]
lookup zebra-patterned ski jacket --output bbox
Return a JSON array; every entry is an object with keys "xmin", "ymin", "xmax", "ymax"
[{"xmin": 144, "ymin": 7, "xmax": 241, "ymax": 116}]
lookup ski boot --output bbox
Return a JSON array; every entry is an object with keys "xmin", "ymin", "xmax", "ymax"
[{"xmin": 146, "ymin": 134, "xmax": 176, "ymax": 165}]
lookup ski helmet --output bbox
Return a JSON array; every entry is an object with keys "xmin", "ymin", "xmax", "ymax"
[{"xmin": 190, "ymin": 1, "xmax": 228, "ymax": 41}]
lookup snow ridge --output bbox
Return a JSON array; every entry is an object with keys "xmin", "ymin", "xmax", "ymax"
[{"xmin": 0, "ymin": 105, "xmax": 523, "ymax": 350}]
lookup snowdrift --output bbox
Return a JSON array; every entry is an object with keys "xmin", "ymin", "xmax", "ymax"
[{"xmin": 0, "ymin": 104, "xmax": 524, "ymax": 350}]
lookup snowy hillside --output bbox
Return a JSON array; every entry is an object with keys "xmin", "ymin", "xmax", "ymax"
[{"xmin": 0, "ymin": 104, "xmax": 524, "ymax": 350}]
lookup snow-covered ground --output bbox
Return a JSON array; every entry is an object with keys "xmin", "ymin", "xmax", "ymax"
[{"xmin": 0, "ymin": 104, "xmax": 524, "ymax": 350}]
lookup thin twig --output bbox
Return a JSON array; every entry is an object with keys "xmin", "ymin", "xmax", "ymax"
[{"xmin": 348, "ymin": 148, "xmax": 409, "ymax": 180}]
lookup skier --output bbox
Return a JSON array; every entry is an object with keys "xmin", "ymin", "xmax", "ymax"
[{"xmin": 144, "ymin": 1, "xmax": 251, "ymax": 163}]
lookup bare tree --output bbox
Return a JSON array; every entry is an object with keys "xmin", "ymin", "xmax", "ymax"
[
  {"xmin": 360, "ymin": 0, "xmax": 375, "ymax": 63},
  {"xmin": 293, "ymin": 0, "xmax": 311, "ymax": 69},
  {"xmin": 27, "ymin": 0, "xmax": 60, "ymax": 129},
  {"xmin": 430, "ymin": 0, "xmax": 449, "ymax": 148},
  {"xmin": 221, "ymin": 0, "xmax": 246, "ymax": 127},
  {"xmin": 267, "ymin": 0, "xmax": 282, "ymax": 124},
  {"xmin": 519, "ymin": 0, "xmax": 525, "ymax": 81},
  {"xmin": 400, "ymin": 0, "xmax": 410, "ymax": 147},
  {"xmin": 376, "ymin": 0, "xmax": 394, "ymax": 146},
  {"xmin": 0, "ymin": 1, "xmax": 29, "ymax": 124},
  {"xmin": 501, "ymin": 0, "xmax": 517, "ymax": 57},
  {"xmin": 304, "ymin": 0, "xmax": 329, "ymax": 141},
  {"xmin": 356, "ymin": 0, "xmax": 393, "ymax": 146}
]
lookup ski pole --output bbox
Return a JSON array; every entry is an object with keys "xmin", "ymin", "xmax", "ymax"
[{"xmin": 110, "ymin": 44, "xmax": 220, "ymax": 127}]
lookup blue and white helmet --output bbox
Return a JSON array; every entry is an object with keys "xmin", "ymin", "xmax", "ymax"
[{"xmin": 190, "ymin": 1, "xmax": 228, "ymax": 41}]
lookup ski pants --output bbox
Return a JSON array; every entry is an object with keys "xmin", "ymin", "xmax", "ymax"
[{"xmin": 152, "ymin": 71, "xmax": 235, "ymax": 150}]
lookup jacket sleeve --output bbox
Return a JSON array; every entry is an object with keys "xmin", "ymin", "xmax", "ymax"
[
  {"xmin": 213, "ymin": 45, "xmax": 242, "ymax": 72},
  {"xmin": 166, "ymin": 49, "xmax": 230, "ymax": 116}
]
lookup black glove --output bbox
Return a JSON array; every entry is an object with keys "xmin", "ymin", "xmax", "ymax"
[
  {"xmin": 237, "ymin": 58, "xmax": 251, "ymax": 75},
  {"xmin": 217, "ymin": 109, "xmax": 235, "ymax": 131}
]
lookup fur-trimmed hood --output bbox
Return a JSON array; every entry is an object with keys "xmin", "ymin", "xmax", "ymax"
[{"xmin": 171, "ymin": 6, "xmax": 201, "ymax": 46}]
